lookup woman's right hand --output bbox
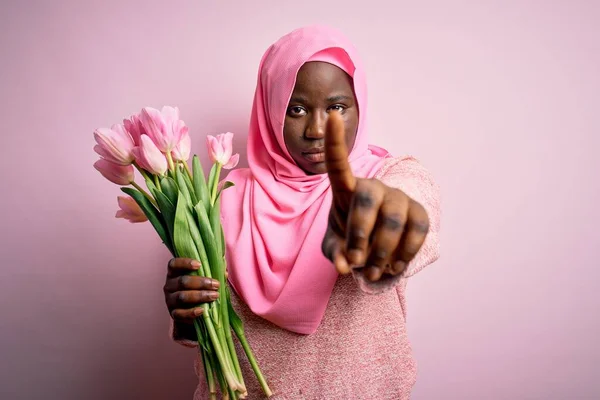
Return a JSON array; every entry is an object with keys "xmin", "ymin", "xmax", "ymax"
[{"xmin": 164, "ymin": 258, "xmax": 221, "ymax": 322}]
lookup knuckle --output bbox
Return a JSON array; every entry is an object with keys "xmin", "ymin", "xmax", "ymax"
[
  {"xmin": 370, "ymin": 247, "xmax": 389, "ymax": 266},
  {"xmin": 411, "ymin": 218, "xmax": 430, "ymax": 234},
  {"xmin": 348, "ymin": 227, "xmax": 367, "ymax": 246},
  {"xmin": 178, "ymin": 275, "xmax": 189, "ymax": 289},
  {"xmin": 380, "ymin": 214, "xmax": 404, "ymax": 231},
  {"xmin": 177, "ymin": 291, "xmax": 188, "ymax": 303},
  {"xmin": 354, "ymin": 190, "xmax": 374, "ymax": 208}
]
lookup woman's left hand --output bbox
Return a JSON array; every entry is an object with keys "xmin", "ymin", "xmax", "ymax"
[{"xmin": 321, "ymin": 112, "xmax": 430, "ymax": 282}]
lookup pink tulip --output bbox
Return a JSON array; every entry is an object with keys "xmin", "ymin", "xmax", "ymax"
[
  {"xmin": 206, "ymin": 132, "xmax": 240, "ymax": 169},
  {"xmin": 139, "ymin": 106, "xmax": 188, "ymax": 152},
  {"xmin": 93, "ymin": 124, "xmax": 135, "ymax": 165},
  {"xmin": 115, "ymin": 196, "xmax": 148, "ymax": 223},
  {"xmin": 132, "ymin": 134, "xmax": 168, "ymax": 175},
  {"xmin": 171, "ymin": 130, "xmax": 191, "ymax": 161},
  {"xmin": 123, "ymin": 113, "xmax": 146, "ymax": 146},
  {"xmin": 94, "ymin": 159, "xmax": 134, "ymax": 185}
]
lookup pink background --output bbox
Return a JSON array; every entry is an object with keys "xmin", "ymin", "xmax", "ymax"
[{"xmin": 1, "ymin": 1, "xmax": 599, "ymax": 399}]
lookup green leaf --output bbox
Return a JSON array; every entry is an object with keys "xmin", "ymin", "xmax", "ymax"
[
  {"xmin": 210, "ymin": 200, "xmax": 223, "ymax": 258},
  {"xmin": 220, "ymin": 227, "xmax": 225, "ymax": 259},
  {"xmin": 145, "ymin": 176, "xmax": 159, "ymax": 195},
  {"xmin": 194, "ymin": 202, "xmax": 222, "ymax": 281},
  {"xmin": 227, "ymin": 288, "xmax": 244, "ymax": 333},
  {"xmin": 173, "ymin": 195, "xmax": 200, "ymax": 260},
  {"xmin": 186, "ymin": 205, "xmax": 212, "ymax": 279},
  {"xmin": 181, "ymin": 165, "xmax": 198, "ymax": 206},
  {"xmin": 176, "ymin": 165, "xmax": 193, "ymax": 207},
  {"xmin": 145, "ymin": 178, "xmax": 162, "ymax": 202},
  {"xmin": 160, "ymin": 177, "xmax": 179, "ymax": 205},
  {"xmin": 121, "ymin": 187, "xmax": 174, "ymax": 256},
  {"xmin": 154, "ymin": 190, "xmax": 176, "ymax": 240},
  {"xmin": 207, "ymin": 163, "xmax": 217, "ymax": 199},
  {"xmin": 194, "ymin": 320, "xmax": 211, "ymax": 354},
  {"xmin": 193, "ymin": 155, "xmax": 210, "ymax": 213},
  {"xmin": 215, "ymin": 180, "xmax": 235, "ymax": 203}
]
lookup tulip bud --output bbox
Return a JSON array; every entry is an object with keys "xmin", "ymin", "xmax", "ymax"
[
  {"xmin": 94, "ymin": 159, "xmax": 134, "ymax": 185},
  {"xmin": 206, "ymin": 132, "xmax": 239, "ymax": 170},
  {"xmin": 115, "ymin": 196, "xmax": 148, "ymax": 223},
  {"xmin": 93, "ymin": 124, "xmax": 135, "ymax": 165}
]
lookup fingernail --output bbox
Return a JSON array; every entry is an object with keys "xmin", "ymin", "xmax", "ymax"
[
  {"xmin": 209, "ymin": 292, "xmax": 219, "ymax": 300},
  {"xmin": 366, "ymin": 266, "xmax": 380, "ymax": 281},
  {"xmin": 393, "ymin": 261, "xmax": 406, "ymax": 274},
  {"xmin": 190, "ymin": 260, "xmax": 201, "ymax": 269},
  {"xmin": 347, "ymin": 249, "xmax": 362, "ymax": 265},
  {"xmin": 194, "ymin": 308, "xmax": 203, "ymax": 316},
  {"xmin": 211, "ymin": 280, "xmax": 220, "ymax": 290}
]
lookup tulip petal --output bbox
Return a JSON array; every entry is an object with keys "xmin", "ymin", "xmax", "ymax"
[
  {"xmin": 223, "ymin": 153, "xmax": 240, "ymax": 170},
  {"xmin": 206, "ymin": 135, "xmax": 220, "ymax": 164},
  {"xmin": 94, "ymin": 159, "xmax": 134, "ymax": 185},
  {"xmin": 123, "ymin": 114, "xmax": 145, "ymax": 146},
  {"xmin": 115, "ymin": 195, "xmax": 148, "ymax": 223},
  {"xmin": 172, "ymin": 129, "xmax": 191, "ymax": 161},
  {"xmin": 133, "ymin": 135, "xmax": 168, "ymax": 175},
  {"xmin": 93, "ymin": 125, "xmax": 135, "ymax": 165},
  {"xmin": 94, "ymin": 144, "xmax": 113, "ymax": 161},
  {"xmin": 221, "ymin": 132, "xmax": 234, "ymax": 161},
  {"xmin": 140, "ymin": 107, "xmax": 169, "ymax": 151},
  {"xmin": 161, "ymin": 106, "xmax": 180, "ymax": 124}
]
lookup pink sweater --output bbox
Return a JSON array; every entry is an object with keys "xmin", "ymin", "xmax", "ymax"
[{"xmin": 172, "ymin": 156, "xmax": 441, "ymax": 399}]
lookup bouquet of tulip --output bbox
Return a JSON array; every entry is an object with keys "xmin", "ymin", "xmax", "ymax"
[{"xmin": 93, "ymin": 106, "xmax": 272, "ymax": 399}]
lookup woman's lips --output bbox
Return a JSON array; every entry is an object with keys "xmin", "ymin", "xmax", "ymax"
[{"xmin": 302, "ymin": 147, "xmax": 325, "ymax": 162}]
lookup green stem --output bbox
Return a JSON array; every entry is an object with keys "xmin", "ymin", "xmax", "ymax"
[
  {"xmin": 196, "ymin": 320, "xmax": 216, "ymax": 398},
  {"xmin": 154, "ymin": 174, "xmax": 160, "ymax": 189},
  {"xmin": 131, "ymin": 181, "xmax": 157, "ymax": 207},
  {"xmin": 216, "ymin": 319, "xmax": 242, "ymax": 395},
  {"xmin": 227, "ymin": 385, "xmax": 237, "ymax": 400},
  {"xmin": 133, "ymin": 162, "xmax": 150, "ymax": 181},
  {"xmin": 211, "ymin": 349, "xmax": 227, "ymax": 399},
  {"xmin": 226, "ymin": 326, "xmax": 242, "ymax": 383},
  {"xmin": 233, "ymin": 326, "xmax": 272, "ymax": 398},
  {"xmin": 166, "ymin": 151, "xmax": 176, "ymax": 172},
  {"xmin": 202, "ymin": 305, "xmax": 243, "ymax": 392},
  {"xmin": 210, "ymin": 164, "xmax": 222, "ymax": 206},
  {"xmin": 183, "ymin": 161, "xmax": 193, "ymax": 182}
]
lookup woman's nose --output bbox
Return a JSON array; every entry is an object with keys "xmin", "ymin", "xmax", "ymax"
[{"xmin": 305, "ymin": 111, "xmax": 326, "ymax": 139}]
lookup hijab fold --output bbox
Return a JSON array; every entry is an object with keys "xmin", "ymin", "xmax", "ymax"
[{"xmin": 220, "ymin": 25, "xmax": 391, "ymax": 334}]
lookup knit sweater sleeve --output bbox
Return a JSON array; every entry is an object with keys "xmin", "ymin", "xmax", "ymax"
[{"xmin": 352, "ymin": 155, "xmax": 441, "ymax": 294}]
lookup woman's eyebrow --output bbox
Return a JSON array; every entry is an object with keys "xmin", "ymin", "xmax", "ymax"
[
  {"xmin": 288, "ymin": 94, "xmax": 353, "ymax": 105},
  {"xmin": 327, "ymin": 95, "xmax": 353, "ymax": 103},
  {"xmin": 289, "ymin": 96, "xmax": 309, "ymax": 104}
]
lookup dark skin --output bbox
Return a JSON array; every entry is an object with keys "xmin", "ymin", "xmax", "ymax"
[{"xmin": 165, "ymin": 61, "xmax": 430, "ymax": 328}]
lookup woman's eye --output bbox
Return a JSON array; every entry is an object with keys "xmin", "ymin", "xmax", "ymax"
[
  {"xmin": 287, "ymin": 106, "xmax": 307, "ymax": 117},
  {"xmin": 328, "ymin": 104, "xmax": 345, "ymax": 112}
]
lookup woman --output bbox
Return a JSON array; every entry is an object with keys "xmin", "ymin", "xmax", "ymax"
[{"xmin": 164, "ymin": 25, "xmax": 440, "ymax": 399}]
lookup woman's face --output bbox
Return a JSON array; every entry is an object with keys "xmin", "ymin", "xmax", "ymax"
[{"xmin": 283, "ymin": 61, "xmax": 358, "ymax": 175}]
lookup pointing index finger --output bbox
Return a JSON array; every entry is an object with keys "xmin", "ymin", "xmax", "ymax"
[{"xmin": 325, "ymin": 111, "xmax": 356, "ymax": 194}]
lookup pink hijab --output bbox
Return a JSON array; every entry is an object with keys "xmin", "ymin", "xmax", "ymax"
[{"xmin": 220, "ymin": 25, "xmax": 391, "ymax": 334}]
